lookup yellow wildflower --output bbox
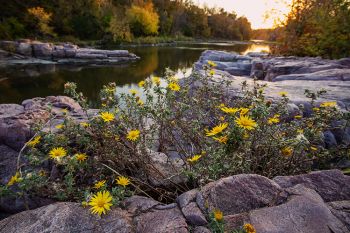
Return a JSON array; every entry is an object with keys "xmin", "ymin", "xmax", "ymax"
[
  {"xmin": 100, "ymin": 112, "xmax": 115, "ymax": 122},
  {"xmin": 244, "ymin": 223, "xmax": 256, "ymax": 233},
  {"xmin": 127, "ymin": 129, "xmax": 140, "ymax": 141},
  {"xmin": 82, "ymin": 201, "xmax": 88, "ymax": 207},
  {"xmin": 281, "ymin": 147, "xmax": 293, "ymax": 157},
  {"xmin": 310, "ymin": 146, "xmax": 318, "ymax": 151},
  {"xmin": 55, "ymin": 124, "xmax": 64, "ymax": 129},
  {"xmin": 243, "ymin": 132, "xmax": 250, "ymax": 139},
  {"xmin": 49, "ymin": 147, "xmax": 67, "ymax": 160},
  {"xmin": 80, "ymin": 122, "xmax": 90, "ymax": 127},
  {"xmin": 221, "ymin": 107, "xmax": 239, "ymax": 115},
  {"xmin": 294, "ymin": 115, "xmax": 302, "ymax": 120},
  {"xmin": 209, "ymin": 69, "xmax": 215, "ymax": 76},
  {"xmin": 94, "ymin": 180, "xmax": 106, "ymax": 189},
  {"xmin": 235, "ymin": 115, "xmax": 257, "ymax": 130},
  {"xmin": 7, "ymin": 172, "xmax": 21, "ymax": 186},
  {"xmin": 206, "ymin": 123, "xmax": 228, "ymax": 136},
  {"xmin": 213, "ymin": 135, "xmax": 228, "ymax": 144},
  {"xmin": 213, "ymin": 209, "xmax": 223, "ymax": 222},
  {"xmin": 75, "ymin": 153, "xmax": 87, "ymax": 162},
  {"xmin": 88, "ymin": 191, "xmax": 113, "ymax": 216},
  {"xmin": 138, "ymin": 80, "xmax": 145, "ymax": 87},
  {"xmin": 268, "ymin": 115, "xmax": 280, "ymax": 125},
  {"xmin": 152, "ymin": 77, "xmax": 161, "ymax": 85},
  {"xmin": 312, "ymin": 107, "xmax": 320, "ymax": 112},
  {"xmin": 39, "ymin": 170, "xmax": 46, "ymax": 177},
  {"xmin": 129, "ymin": 89, "xmax": 138, "ymax": 95},
  {"xmin": 187, "ymin": 155, "xmax": 202, "ymax": 163},
  {"xmin": 137, "ymin": 99, "xmax": 144, "ymax": 106},
  {"xmin": 116, "ymin": 176, "xmax": 131, "ymax": 187},
  {"xmin": 207, "ymin": 60, "xmax": 217, "ymax": 67},
  {"xmin": 168, "ymin": 82, "xmax": 180, "ymax": 91},
  {"xmin": 240, "ymin": 108, "xmax": 250, "ymax": 115},
  {"xmin": 278, "ymin": 91, "xmax": 288, "ymax": 97},
  {"xmin": 27, "ymin": 136, "xmax": 41, "ymax": 148},
  {"xmin": 320, "ymin": 101, "xmax": 337, "ymax": 108}
]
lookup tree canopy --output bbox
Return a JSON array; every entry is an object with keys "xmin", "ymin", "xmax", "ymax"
[{"xmin": 0, "ymin": 0, "xmax": 253, "ymax": 42}]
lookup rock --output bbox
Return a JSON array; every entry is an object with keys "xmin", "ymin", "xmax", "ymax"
[
  {"xmin": 0, "ymin": 202, "xmax": 133, "ymax": 233},
  {"xmin": 16, "ymin": 42, "xmax": 32, "ymax": 56},
  {"xmin": 273, "ymin": 169, "xmax": 350, "ymax": 202},
  {"xmin": 323, "ymin": 130, "xmax": 338, "ymax": 148},
  {"xmin": 200, "ymin": 50, "xmax": 239, "ymax": 62},
  {"xmin": 328, "ymin": 201, "xmax": 350, "ymax": 231},
  {"xmin": 200, "ymin": 174, "xmax": 286, "ymax": 215},
  {"xmin": 0, "ymin": 96, "xmax": 83, "ymax": 151},
  {"xmin": 225, "ymin": 67, "xmax": 250, "ymax": 76},
  {"xmin": 0, "ymin": 41, "xmax": 17, "ymax": 53},
  {"xmin": 52, "ymin": 45, "xmax": 66, "ymax": 58},
  {"xmin": 0, "ymin": 40, "xmax": 139, "ymax": 66},
  {"xmin": 121, "ymin": 196, "xmax": 159, "ymax": 215},
  {"xmin": 246, "ymin": 52, "xmax": 269, "ymax": 58},
  {"xmin": 224, "ymin": 213, "xmax": 250, "ymax": 231},
  {"xmin": 134, "ymin": 204, "xmax": 188, "ymax": 233},
  {"xmin": 249, "ymin": 185, "xmax": 349, "ymax": 233},
  {"xmin": 193, "ymin": 226, "xmax": 211, "ymax": 233},
  {"xmin": 0, "ymin": 144, "xmax": 17, "ymax": 185},
  {"xmin": 0, "ymin": 194, "xmax": 55, "ymax": 216},
  {"xmin": 181, "ymin": 202, "xmax": 207, "ymax": 226},
  {"xmin": 337, "ymin": 58, "xmax": 350, "ymax": 67},
  {"xmin": 64, "ymin": 48, "xmax": 77, "ymax": 58},
  {"xmin": 177, "ymin": 189, "xmax": 198, "ymax": 209},
  {"xmin": 146, "ymin": 150, "xmax": 186, "ymax": 187},
  {"xmin": 273, "ymin": 69, "xmax": 350, "ymax": 82},
  {"xmin": 32, "ymin": 42, "xmax": 53, "ymax": 58}
]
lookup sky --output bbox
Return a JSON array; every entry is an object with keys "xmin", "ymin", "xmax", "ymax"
[{"xmin": 195, "ymin": 0, "xmax": 292, "ymax": 29}]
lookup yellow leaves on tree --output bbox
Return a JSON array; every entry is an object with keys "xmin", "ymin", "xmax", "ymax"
[
  {"xmin": 126, "ymin": 3, "xmax": 159, "ymax": 36},
  {"xmin": 27, "ymin": 7, "xmax": 55, "ymax": 36}
]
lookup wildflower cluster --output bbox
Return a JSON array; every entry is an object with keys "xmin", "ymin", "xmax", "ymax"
[{"xmin": 3, "ymin": 62, "xmax": 349, "ymax": 217}]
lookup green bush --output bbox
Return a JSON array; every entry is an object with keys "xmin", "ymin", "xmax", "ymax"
[{"xmin": 3, "ymin": 63, "xmax": 349, "ymax": 216}]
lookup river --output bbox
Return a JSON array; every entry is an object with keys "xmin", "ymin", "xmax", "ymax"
[{"xmin": 0, "ymin": 42, "xmax": 270, "ymax": 107}]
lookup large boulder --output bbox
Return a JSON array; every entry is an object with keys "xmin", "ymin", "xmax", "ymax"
[
  {"xmin": 16, "ymin": 42, "xmax": 32, "ymax": 56},
  {"xmin": 273, "ymin": 69, "xmax": 350, "ymax": 82},
  {"xmin": 0, "ymin": 202, "xmax": 134, "ymax": 233},
  {"xmin": 0, "ymin": 144, "xmax": 17, "ymax": 185},
  {"xmin": 199, "ymin": 174, "xmax": 286, "ymax": 215},
  {"xmin": 146, "ymin": 150, "xmax": 186, "ymax": 187},
  {"xmin": 273, "ymin": 169, "xmax": 350, "ymax": 202},
  {"xmin": 32, "ymin": 42, "xmax": 53, "ymax": 58},
  {"xmin": 0, "ymin": 96, "xmax": 83, "ymax": 151},
  {"xmin": 248, "ymin": 185, "xmax": 349, "ymax": 233}
]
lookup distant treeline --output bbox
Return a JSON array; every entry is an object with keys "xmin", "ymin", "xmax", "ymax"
[
  {"xmin": 0, "ymin": 0, "xmax": 252, "ymax": 42},
  {"xmin": 253, "ymin": 0, "xmax": 350, "ymax": 59}
]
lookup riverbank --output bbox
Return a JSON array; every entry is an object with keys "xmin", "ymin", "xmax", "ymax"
[{"xmin": 0, "ymin": 40, "xmax": 140, "ymax": 67}]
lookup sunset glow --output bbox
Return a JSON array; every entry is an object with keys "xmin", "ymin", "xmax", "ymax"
[{"xmin": 196, "ymin": 0, "xmax": 292, "ymax": 29}]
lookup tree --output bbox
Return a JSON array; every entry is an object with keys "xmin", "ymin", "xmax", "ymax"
[
  {"xmin": 127, "ymin": 3, "xmax": 159, "ymax": 36},
  {"xmin": 278, "ymin": 0, "xmax": 350, "ymax": 58},
  {"xmin": 27, "ymin": 7, "xmax": 56, "ymax": 37}
]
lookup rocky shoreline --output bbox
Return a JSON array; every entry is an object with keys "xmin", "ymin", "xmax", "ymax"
[
  {"xmin": 0, "ymin": 49, "xmax": 350, "ymax": 232},
  {"xmin": 0, "ymin": 169, "xmax": 349, "ymax": 232},
  {"xmin": 0, "ymin": 94, "xmax": 349, "ymax": 232},
  {"xmin": 194, "ymin": 50, "xmax": 350, "ymax": 108},
  {"xmin": 0, "ymin": 40, "xmax": 139, "ymax": 67}
]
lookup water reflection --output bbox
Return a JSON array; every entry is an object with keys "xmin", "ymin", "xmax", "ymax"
[{"xmin": 0, "ymin": 42, "xmax": 270, "ymax": 107}]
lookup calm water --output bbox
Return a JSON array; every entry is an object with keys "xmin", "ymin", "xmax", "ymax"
[{"xmin": 0, "ymin": 42, "xmax": 270, "ymax": 107}]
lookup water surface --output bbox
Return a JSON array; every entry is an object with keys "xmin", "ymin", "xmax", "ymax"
[{"xmin": 0, "ymin": 42, "xmax": 270, "ymax": 107}]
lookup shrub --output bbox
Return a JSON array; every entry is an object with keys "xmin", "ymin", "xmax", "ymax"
[{"xmin": 3, "ymin": 64, "xmax": 349, "ymax": 216}]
